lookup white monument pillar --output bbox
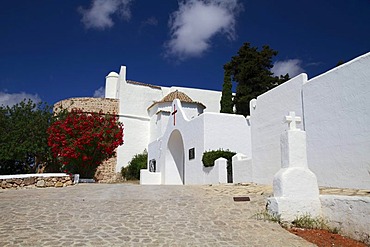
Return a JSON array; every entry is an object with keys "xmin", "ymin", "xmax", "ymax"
[{"xmin": 267, "ymin": 111, "xmax": 321, "ymax": 222}]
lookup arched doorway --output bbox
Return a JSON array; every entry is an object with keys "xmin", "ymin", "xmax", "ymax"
[{"xmin": 165, "ymin": 130, "xmax": 185, "ymax": 184}]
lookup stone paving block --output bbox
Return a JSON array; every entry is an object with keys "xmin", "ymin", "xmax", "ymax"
[{"xmin": 0, "ymin": 184, "xmax": 316, "ymax": 246}]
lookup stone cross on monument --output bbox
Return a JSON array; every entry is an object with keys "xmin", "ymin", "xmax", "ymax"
[
  {"xmin": 267, "ymin": 111, "xmax": 321, "ymax": 221},
  {"xmin": 171, "ymin": 104, "xmax": 178, "ymax": 126},
  {"xmin": 284, "ymin": 111, "xmax": 301, "ymax": 130}
]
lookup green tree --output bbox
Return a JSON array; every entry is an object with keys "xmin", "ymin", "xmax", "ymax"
[
  {"xmin": 220, "ymin": 65, "xmax": 233, "ymax": 113},
  {"xmin": 0, "ymin": 100, "xmax": 55, "ymax": 174},
  {"xmin": 222, "ymin": 42, "xmax": 289, "ymax": 116}
]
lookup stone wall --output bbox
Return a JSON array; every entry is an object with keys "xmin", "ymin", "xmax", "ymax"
[
  {"xmin": 53, "ymin": 97, "xmax": 120, "ymax": 183},
  {"xmin": 321, "ymin": 195, "xmax": 370, "ymax": 245},
  {"xmin": 54, "ymin": 97, "xmax": 119, "ymax": 114},
  {"xmin": 0, "ymin": 174, "xmax": 73, "ymax": 189}
]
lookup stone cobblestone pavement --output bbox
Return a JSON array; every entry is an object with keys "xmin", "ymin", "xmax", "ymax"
[{"xmin": 0, "ymin": 183, "xmax": 317, "ymax": 247}]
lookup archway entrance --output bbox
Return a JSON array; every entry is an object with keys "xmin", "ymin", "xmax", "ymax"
[{"xmin": 165, "ymin": 130, "xmax": 185, "ymax": 184}]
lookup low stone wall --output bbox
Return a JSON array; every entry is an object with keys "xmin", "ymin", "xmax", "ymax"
[
  {"xmin": 320, "ymin": 195, "xmax": 370, "ymax": 245},
  {"xmin": 0, "ymin": 173, "xmax": 73, "ymax": 189}
]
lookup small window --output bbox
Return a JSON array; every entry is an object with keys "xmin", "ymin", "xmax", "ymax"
[{"xmin": 189, "ymin": 148, "xmax": 195, "ymax": 160}]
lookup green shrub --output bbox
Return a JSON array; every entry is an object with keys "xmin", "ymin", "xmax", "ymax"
[
  {"xmin": 202, "ymin": 149, "xmax": 236, "ymax": 167},
  {"xmin": 121, "ymin": 150, "xmax": 148, "ymax": 180},
  {"xmin": 202, "ymin": 149, "xmax": 236, "ymax": 183}
]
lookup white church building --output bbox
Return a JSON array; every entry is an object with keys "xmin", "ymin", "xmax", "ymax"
[
  {"xmin": 104, "ymin": 66, "xmax": 251, "ymax": 185},
  {"xmin": 57, "ymin": 52, "xmax": 370, "ymax": 190}
]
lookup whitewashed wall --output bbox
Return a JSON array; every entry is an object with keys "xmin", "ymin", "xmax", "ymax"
[
  {"xmin": 145, "ymin": 100, "xmax": 251, "ymax": 185},
  {"xmin": 116, "ymin": 117, "xmax": 149, "ymax": 172},
  {"xmin": 250, "ymin": 74, "xmax": 307, "ymax": 184},
  {"xmin": 203, "ymin": 158, "xmax": 228, "ymax": 184},
  {"xmin": 116, "ymin": 66, "xmax": 164, "ymax": 170},
  {"xmin": 232, "ymin": 154, "xmax": 252, "ymax": 183},
  {"xmin": 203, "ymin": 113, "xmax": 250, "ymax": 157},
  {"xmin": 303, "ymin": 53, "xmax": 370, "ymax": 189},
  {"xmin": 171, "ymin": 86, "xmax": 222, "ymax": 113},
  {"xmin": 109, "ymin": 66, "xmax": 223, "ymax": 172},
  {"xmin": 321, "ymin": 195, "xmax": 370, "ymax": 244}
]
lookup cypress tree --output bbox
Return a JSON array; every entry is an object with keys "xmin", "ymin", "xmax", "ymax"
[{"xmin": 220, "ymin": 64, "xmax": 233, "ymax": 113}]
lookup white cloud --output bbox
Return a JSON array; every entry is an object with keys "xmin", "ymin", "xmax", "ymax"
[
  {"xmin": 164, "ymin": 0, "xmax": 242, "ymax": 60},
  {"xmin": 0, "ymin": 91, "xmax": 41, "ymax": 107},
  {"xmin": 271, "ymin": 59, "xmax": 305, "ymax": 78},
  {"xmin": 93, "ymin": 87, "xmax": 105, "ymax": 98},
  {"xmin": 79, "ymin": 0, "xmax": 133, "ymax": 30}
]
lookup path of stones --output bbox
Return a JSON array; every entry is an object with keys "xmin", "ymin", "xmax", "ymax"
[{"xmin": 0, "ymin": 183, "xmax": 327, "ymax": 246}]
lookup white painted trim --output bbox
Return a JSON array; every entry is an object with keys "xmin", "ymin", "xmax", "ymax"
[{"xmin": 0, "ymin": 173, "xmax": 69, "ymax": 179}]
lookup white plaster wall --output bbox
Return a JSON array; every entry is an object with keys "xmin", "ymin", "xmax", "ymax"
[
  {"xmin": 120, "ymin": 83, "xmax": 164, "ymax": 117},
  {"xmin": 250, "ymin": 74, "xmax": 307, "ymax": 184},
  {"xmin": 148, "ymin": 103, "xmax": 172, "ymax": 143},
  {"xmin": 232, "ymin": 154, "xmax": 253, "ymax": 183},
  {"xmin": 181, "ymin": 102, "xmax": 203, "ymax": 120},
  {"xmin": 164, "ymin": 130, "xmax": 185, "ymax": 185},
  {"xmin": 140, "ymin": 170, "xmax": 161, "ymax": 185},
  {"xmin": 146, "ymin": 100, "xmax": 250, "ymax": 185},
  {"xmin": 116, "ymin": 66, "xmax": 165, "ymax": 170},
  {"xmin": 114, "ymin": 66, "xmax": 223, "ymax": 174},
  {"xmin": 149, "ymin": 109, "xmax": 160, "ymax": 143},
  {"xmin": 170, "ymin": 86, "xmax": 221, "ymax": 113},
  {"xmin": 178, "ymin": 114, "xmax": 205, "ymax": 185},
  {"xmin": 303, "ymin": 53, "xmax": 370, "ymax": 189},
  {"xmin": 147, "ymin": 140, "xmax": 162, "ymax": 169},
  {"xmin": 144, "ymin": 102, "xmax": 206, "ymax": 185},
  {"xmin": 203, "ymin": 113, "xmax": 251, "ymax": 157},
  {"xmin": 320, "ymin": 195, "xmax": 370, "ymax": 245},
  {"xmin": 150, "ymin": 100, "xmax": 205, "ymax": 185},
  {"xmin": 203, "ymin": 158, "xmax": 228, "ymax": 184},
  {"xmin": 181, "ymin": 112, "xmax": 250, "ymax": 184},
  {"xmin": 116, "ymin": 116, "xmax": 150, "ymax": 171}
]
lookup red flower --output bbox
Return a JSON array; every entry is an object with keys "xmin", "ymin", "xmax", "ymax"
[{"xmin": 47, "ymin": 109, "xmax": 124, "ymax": 176}]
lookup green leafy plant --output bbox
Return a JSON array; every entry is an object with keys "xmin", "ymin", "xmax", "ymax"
[
  {"xmin": 202, "ymin": 149, "xmax": 236, "ymax": 183},
  {"xmin": 202, "ymin": 149, "xmax": 236, "ymax": 167},
  {"xmin": 122, "ymin": 150, "xmax": 147, "ymax": 180}
]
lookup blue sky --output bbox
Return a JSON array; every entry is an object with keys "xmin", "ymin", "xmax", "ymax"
[{"xmin": 1, "ymin": 0, "xmax": 369, "ymax": 107}]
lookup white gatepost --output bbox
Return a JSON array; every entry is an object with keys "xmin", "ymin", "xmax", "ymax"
[
  {"xmin": 232, "ymin": 153, "xmax": 252, "ymax": 183},
  {"xmin": 267, "ymin": 111, "xmax": 322, "ymax": 221}
]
